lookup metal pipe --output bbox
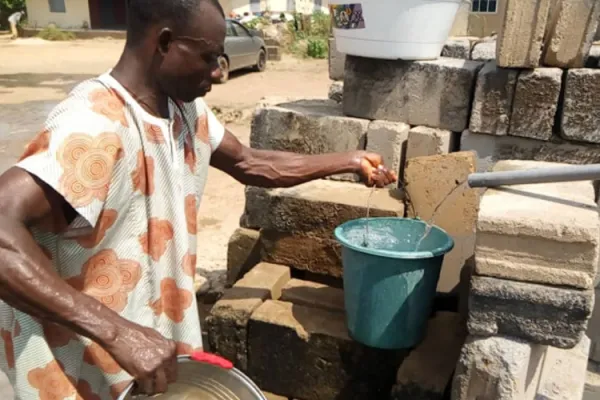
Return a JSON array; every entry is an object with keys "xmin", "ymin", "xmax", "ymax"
[{"xmin": 467, "ymin": 163, "xmax": 600, "ymax": 188}]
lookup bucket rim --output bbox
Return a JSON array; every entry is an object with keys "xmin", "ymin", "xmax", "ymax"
[{"xmin": 334, "ymin": 217, "xmax": 454, "ymax": 260}]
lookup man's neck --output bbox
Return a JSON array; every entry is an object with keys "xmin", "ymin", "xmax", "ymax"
[{"xmin": 111, "ymin": 49, "xmax": 170, "ymax": 119}]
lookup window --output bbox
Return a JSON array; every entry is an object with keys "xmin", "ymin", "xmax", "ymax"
[
  {"xmin": 226, "ymin": 21, "xmax": 236, "ymax": 36},
  {"xmin": 232, "ymin": 22, "xmax": 250, "ymax": 37},
  {"xmin": 472, "ymin": 0, "xmax": 497, "ymax": 13},
  {"xmin": 48, "ymin": 0, "xmax": 66, "ymax": 13}
]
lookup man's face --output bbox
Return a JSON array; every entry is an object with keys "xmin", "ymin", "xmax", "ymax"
[{"xmin": 156, "ymin": 4, "xmax": 226, "ymax": 102}]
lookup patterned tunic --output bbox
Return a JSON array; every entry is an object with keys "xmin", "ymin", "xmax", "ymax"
[{"xmin": 0, "ymin": 72, "xmax": 225, "ymax": 399}]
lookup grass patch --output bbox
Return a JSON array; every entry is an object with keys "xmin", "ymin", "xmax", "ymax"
[{"xmin": 37, "ymin": 26, "xmax": 75, "ymax": 41}]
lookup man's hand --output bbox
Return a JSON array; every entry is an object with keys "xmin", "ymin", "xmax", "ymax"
[
  {"xmin": 104, "ymin": 320, "xmax": 178, "ymax": 396},
  {"xmin": 352, "ymin": 152, "xmax": 398, "ymax": 187}
]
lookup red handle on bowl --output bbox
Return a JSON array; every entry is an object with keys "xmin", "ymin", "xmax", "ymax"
[{"xmin": 190, "ymin": 351, "xmax": 234, "ymax": 370}]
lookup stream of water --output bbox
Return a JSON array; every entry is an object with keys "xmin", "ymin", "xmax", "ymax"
[{"xmin": 361, "ymin": 180, "xmax": 469, "ymax": 251}]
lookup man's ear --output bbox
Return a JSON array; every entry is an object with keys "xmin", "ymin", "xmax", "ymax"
[{"xmin": 158, "ymin": 28, "xmax": 173, "ymax": 55}]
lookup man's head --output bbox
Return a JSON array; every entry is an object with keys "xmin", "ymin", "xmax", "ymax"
[{"xmin": 126, "ymin": 0, "xmax": 226, "ymax": 102}]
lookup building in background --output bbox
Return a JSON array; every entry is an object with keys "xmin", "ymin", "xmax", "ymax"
[
  {"xmin": 450, "ymin": 0, "xmax": 504, "ymax": 37},
  {"xmin": 220, "ymin": 0, "xmax": 329, "ymax": 17},
  {"xmin": 24, "ymin": 0, "xmax": 127, "ymax": 30}
]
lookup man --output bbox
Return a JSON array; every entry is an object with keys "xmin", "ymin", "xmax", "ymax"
[
  {"xmin": 0, "ymin": 0, "xmax": 396, "ymax": 398},
  {"xmin": 8, "ymin": 11, "xmax": 24, "ymax": 40}
]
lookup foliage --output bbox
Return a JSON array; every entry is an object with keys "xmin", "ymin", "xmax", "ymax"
[
  {"xmin": 286, "ymin": 11, "xmax": 330, "ymax": 59},
  {"xmin": 0, "ymin": 0, "xmax": 25, "ymax": 29},
  {"xmin": 38, "ymin": 26, "xmax": 75, "ymax": 41},
  {"xmin": 242, "ymin": 16, "xmax": 270, "ymax": 31},
  {"xmin": 306, "ymin": 37, "xmax": 327, "ymax": 59}
]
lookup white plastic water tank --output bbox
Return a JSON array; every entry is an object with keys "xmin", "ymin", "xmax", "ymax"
[{"xmin": 329, "ymin": 0, "xmax": 463, "ymax": 60}]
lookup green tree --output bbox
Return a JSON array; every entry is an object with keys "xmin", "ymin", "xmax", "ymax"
[{"xmin": 0, "ymin": 0, "xmax": 26, "ymax": 29}]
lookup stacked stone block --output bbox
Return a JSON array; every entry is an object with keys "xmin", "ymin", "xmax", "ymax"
[{"xmin": 451, "ymin": 160, "xmax": 599, "ymax": 399}]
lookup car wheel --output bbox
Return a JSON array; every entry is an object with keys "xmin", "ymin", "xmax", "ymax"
[
  {"xmin": 254, "ymin": 48, "xmax": 267, "ymax": 72},
  {"xmin": 215, "ymin": 56, "xmax": 229, "ymax": 84}
]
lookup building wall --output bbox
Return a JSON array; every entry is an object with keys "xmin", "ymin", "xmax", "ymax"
[
  {"xmin": 221, "ymin": 0, "xmax": 328, "ymax": 15},
  {"xmin": 467, "ymin": 1, "xmax": 506, "ymax": 37},
  {"xmin": 25, "ymin": 0, "xmax": 91, "ymax": 29},
  {"xmin": 449, "ymin": 0, "xmax": 471, "ymax": 36}
]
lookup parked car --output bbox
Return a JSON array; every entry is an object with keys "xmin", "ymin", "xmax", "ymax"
[{"xmin": 215, "ymin": 19, "xmax": 267, "ymax": 84}]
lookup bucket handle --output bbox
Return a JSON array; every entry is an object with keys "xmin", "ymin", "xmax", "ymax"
[{"xmin": 116, "ymin": 351, "xmax": 234, "ymax": 399}]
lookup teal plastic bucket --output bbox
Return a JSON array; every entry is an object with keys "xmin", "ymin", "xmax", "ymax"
[{"xmin": 334, "ymin": 217, "xmax": 454, "ymax": 349}]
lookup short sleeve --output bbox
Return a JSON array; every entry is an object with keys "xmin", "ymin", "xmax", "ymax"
[
  {"xmin": 16, "ymin": 84, "xmax": 128, "ymax": 229},
  {"xmin": 195, "ymin": 98, "xmax": 225, "ymax": 153}
]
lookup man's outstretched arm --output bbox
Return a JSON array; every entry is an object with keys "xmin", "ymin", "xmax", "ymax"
[
  {"xmin": 0, "ymin": 167, "xmax": 177, "ymax": 395},
  {"xmin": 210, "ymin": 130, "xmax": 397, "ymax": 188}
]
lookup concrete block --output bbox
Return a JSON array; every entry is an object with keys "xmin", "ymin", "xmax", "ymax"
[
  {"xmin": 471, "ymin": 41, "xmax": 496, "ymax": 61},
  {"xmin": 496, "ymin": 0, "xmax": 552, "ymax": 68},
  {"xmin": 328, "ymin": 81, "xmax": 343, "ymax": 103},
  {"xmin": 561, "ymin": 69, "xmax": 600, "ymax": 144},
  {"xmin": 234, "ymin": 262, "xmax": 291, "ymax": 300},
  {"xmin": 584, "ymin": 361, "xmax": 600, "ymax": 400},
  {"xmin": 260, "ymin": 231, "xmax": 341, "ymax": 278},
  {"xmin": 343, "ymin": 56, "xmax": 483, "ymax": 132},
  {"xmin": 391, "ymin": 312, "xmax": 466, "ymax": 400},
  {"xmin": 469, "ymin": 61, "xmax": 518, "ymax": 136},
  {"xmin": 206, "ymin": 263, "xmax": 291, "ymax": 370},
  {"xmin": 251, "ymin": 98, "xmax": 367, "ymax": 154},
  {"xmin": 468, "ymin": 276, "xmax": 594, "ymax": 348},
  {"xmin": 404, "ymin": 152, "xmax": 479, "ymax": 293},
  {"xmin": 226, "ymin": 228, "xmax": 261, "ymax": 286},
  {"xmin": 242, "ymin": 179, "xmax": 404, "ymax": 235},
  {"xmin": 280, "ymin": 278, "xmax": 345, "ymax": 313},
  {"xmin": 328, "ymin": 37, "xmax": 345, "ymax": 81},
  {"xmin": 537, "ymin": 336, "xmax": 590, "ymax": 400},
  {"xmin": 509, "ymin": 68, "xmax": 562, "ymax": 140},
  {"xmin": 366, "ymin": 121, "xmax": 410, "ymax": 179},
  {"xmin": 266, "ymin": 45, "xmax": 282, "ymax": 61},
  {"xmin": 442, "ymin": 37, "xmax": 471, "ymax": 59},
  {"xmin": 247, "ymin": 300, "xmax": 405, "ymax": 400},
  {"xmin": 451, "ymin": 335, "xmax": 546, "ymax": 400},
  {"xmin": 460, "ymin": 129, "xmax": 600, "ymax": 172},
  {"xmin": 586, "ymin": 44, "xmax": 600, "ymax": 67},
  {"xmin": 543, "ymin": 0, "xmax": 600, "ymax": 68},
  {"xmin": 251, "ymin": 98, "xmax": 367, "ymax": 182},
  {"xmin": 589, "ymin": 287, "xmax": 600, "ymax": 362},
  {"xmin": 476, "ymin": 160, "xmax": 599, "ymax": 289},
  {"xmin": 406, "ymin": 126, "xmax": 456, "ymax": 159},
  {"xmin": 263, "ymin": 392, "xmax": 287, "ymax": 400}
]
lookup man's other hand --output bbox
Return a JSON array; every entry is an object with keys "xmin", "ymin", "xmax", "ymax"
[
  {"xmin": 352, "ymin": 152, "xmax": 398, "ymax": 188},
  {"xmin": 105, "ymin": 321, "xmax": 178, "ymax": 396}
]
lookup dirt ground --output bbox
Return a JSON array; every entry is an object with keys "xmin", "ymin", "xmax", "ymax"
[{"xmin": 0, "ymin": 35, "xmax": 331, "ymax": 397}]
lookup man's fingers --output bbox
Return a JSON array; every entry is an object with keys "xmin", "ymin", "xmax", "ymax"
[
  {"xmin": 140, "ymin": 377, "xmax": 154, "ymax": 395},
  {"xmin": 154, "ymin": 369, "xmax": 169, "ymax": 394}
]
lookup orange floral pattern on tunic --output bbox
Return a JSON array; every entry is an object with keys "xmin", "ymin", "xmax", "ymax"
[
  {"xmin": 43, "ymin": 322, "xmax": 75, "ymax": 349},
  {"xmin": 76, "ymin": 209, "xmax": 118, "ymax": 248},
  {"xmin": 67, "ymin": 249, "xmax": 141, "ymax": 312},
  {"xmin": 28, "ymin": 360, "xmax": 77, "ymax": 400},
  {"xmin": 149, "ymin": 278, "xmax": 193, "ymax": 323},
  {"xmin": 83, "ymin": 342, "xmax": 121, "ymax": 374},
  {"xmin": 139, "ymin": 218, "xmax": 174, "ymax": 262},
  {"xmin": 75, "ymin": 379, "xmax": 102, "ymax": 400},
  {"xmin": 184, "ymin": 135, "xmax": 196, "ymax": 172},
  {"xmin": 144, "ymin": 123, "xmax": 164, "ymax": 144},
  {"xmin": 173, "ymin": 111, "xmax": 183, "ymax": 140},
  {"xmin": 19, "ymin": 129, "xmax": 51, "ymax": 161},
  {"xmin": 57, "ymin": 132, "xmax": 123, "ymax": 208},
  {"xmin": 1, "ymin": 320, "xmax": 19, "ymax": 369},
  {"xmin": 185, "ymin": 195, "xmax": 197, "ymax": 234},
  {"xmin": 176, "ymin": 341, "xmax": 203, "ymax": 356},
  {"xmin": 110, "ymin": 380, "xmax": 133, "ymax": 400},
  {"xmin": 131, "ymin": 151, "xmax": 155, "ymax": 196},
  {"xmin": 182, "ymin": 253, "xmax": 196, "ymax": 277},
  {"xmin": 89, "ymin": 88, "xmax": 129, "ymax": 127},
  {"xmin": 195, "ymin": 114, "xmax": 209, "ymax": 144}
]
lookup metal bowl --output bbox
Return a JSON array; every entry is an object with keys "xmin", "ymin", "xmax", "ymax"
[{"xmin": 117, "ymin": 354, "xmax": 266, "ymax": 400}]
